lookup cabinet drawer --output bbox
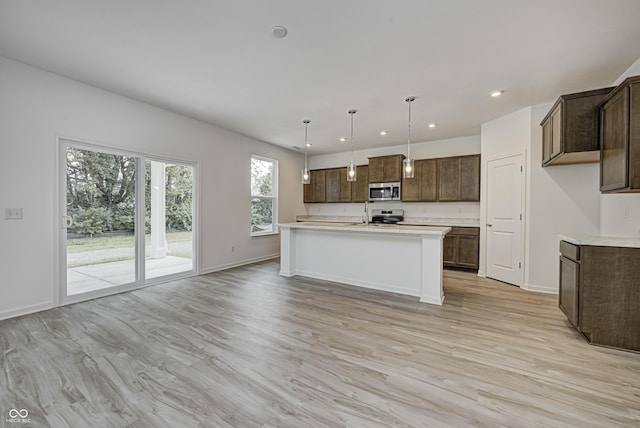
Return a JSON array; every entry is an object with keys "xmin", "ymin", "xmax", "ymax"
[
  {"xmin": 449, "ymin": 227, "xmax": 480, "ymax": 236},
  {"xmin": 560, "ymin": 240, "xmax": 580, "ymax": 261}
]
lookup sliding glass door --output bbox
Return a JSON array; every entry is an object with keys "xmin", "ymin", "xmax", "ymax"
[
  {"xmin": 144, "ymin": 160, "xmax": 194, "ymax": 279},
  {"xmin": 61, "ymin": 141, "xmax": 195, "ymax": 301}
]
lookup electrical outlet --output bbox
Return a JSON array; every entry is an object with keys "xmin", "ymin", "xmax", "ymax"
[{"xmin": 4, "ymin": 208, "xmax": 23, "ymax": 220}]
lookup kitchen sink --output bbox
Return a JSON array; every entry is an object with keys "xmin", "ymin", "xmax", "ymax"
[{"xmin": 349, "ymin": 223, "xmax": 399, "ymax": 228}]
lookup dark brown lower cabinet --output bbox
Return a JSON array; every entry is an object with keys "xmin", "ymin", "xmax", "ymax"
[
  {"xmin": 443, "ymin": 227, "xmax": 479, "ymax": 270},
  {"xmin": 559, "ymin": 241, "xmax": 640, "ymax": 352}
]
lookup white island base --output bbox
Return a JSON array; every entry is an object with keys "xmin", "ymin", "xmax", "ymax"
[{"xmin": 279, "ymin": 222, "xmax": 451, "ymax": 305}]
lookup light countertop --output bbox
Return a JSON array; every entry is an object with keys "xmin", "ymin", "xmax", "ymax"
[
  {"xmin": 280, "ymin": 222, "xmax": 451, "ymax": 237},
  {"xmin": 559, "ymin": 234, "xmax": 640, "ymax": 248},
  {"xmin": 295, "ymin": 215, "xmax": 479, "ymax": 228}
]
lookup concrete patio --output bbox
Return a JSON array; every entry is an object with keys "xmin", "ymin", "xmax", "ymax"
[{"xmin": 67, "ymin": 256, "xmax": 193, "ymax": 295}]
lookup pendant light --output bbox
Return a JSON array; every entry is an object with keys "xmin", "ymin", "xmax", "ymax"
[
  {"xmin": 403, "ymin": 96, "xmax": 416, "ymax": 179},
  {"xmin": 347, "ymin": 109, "xmax": 357, "ymax": 182},
  {"xmin": 301, "ymin": 120, "xmax": 311, "ymax": 184}
]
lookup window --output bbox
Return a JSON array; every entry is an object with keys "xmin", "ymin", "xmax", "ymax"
[{"xmin": 250, "ymin": 155, "xmax": 278, "ymax": 235}]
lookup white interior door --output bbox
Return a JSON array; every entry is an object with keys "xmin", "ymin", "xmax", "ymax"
[{"xmin": 486, "ymin": 154, "xmax": 523, "ymax": 286}]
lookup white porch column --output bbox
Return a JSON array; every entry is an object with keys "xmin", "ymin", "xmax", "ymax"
[{"xmin": 150, "ymin": 161, "xmax": 167, "ymax": 259}]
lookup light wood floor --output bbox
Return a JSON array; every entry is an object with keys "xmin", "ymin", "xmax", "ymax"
[{"xmin": 1, "ymin": 260, "xmax": 639, "ymax": 427}]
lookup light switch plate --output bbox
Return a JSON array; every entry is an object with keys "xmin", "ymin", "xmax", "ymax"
[{"xmin": 4, "ymin": 208, "xmax": 23, "ymax": 220}]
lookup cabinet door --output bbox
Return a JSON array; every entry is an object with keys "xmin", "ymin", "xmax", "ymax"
[
  {"xmin": 459, "ymin": 155, "xmax": 480, "ymax": 201},
  {"xmin": 383, "ymin": 155, "xmax": 403, "ymax": 182},
  {"xmin": 457, "ymin": 236, "xmax": 479, "ymax": 269},
  {"xmin": 351, "ymin": 165, "xmax": 369, "ymax": 202},
  {"xmin": 559, "ymin": 255, "xmax": 580, "ymax": 329},
  {"xmin": 542, "ymin": 119, "xmax": 553, "ymax": 165},
  {"xmin": 438, "ymin": 157, "xmax": 460, "ymax": 201},
  {"xmin": 402, "ymin": 159, "xmax": 436, "ymax": 201},
  {"xmin": 600, "ymin": 88, "xmax": 629, "ymax": 192},
  {"xmin": 304, "ymin": 169, "xmax": 326, "ymax": 203},
  {"xmin": 630, "ymin": 83, "xmax": 640, "ymax": 190},
  {"xmin": 338, "ymin": 168, "xmax": 352, "ymax": 202},
  {"xmin": 325, "ymin": 168, "xmax": 341, "ymax": 202},
  {"xmin": 401, "ymin": 166, "xmax": 420, "ymax": 201},
  {"xmin": 418, "ymin": 159, "xmax": 438, "ymax": 201},
  {"xmin": 325, "ymin": 168, "xmax": 352, "ymax": 203},
  {"xmin": 550, "ymin": 104, "xmax": 562, "ymax": 160},
  {"xmin": 442, "ymin": 235, "xmax": 457, "ymax": 266},
  {"xmin": 368, "ymin": 158, "xmax": 384, "ymax": 183}
]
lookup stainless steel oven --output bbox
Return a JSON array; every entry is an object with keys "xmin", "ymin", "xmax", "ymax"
[{"xmin": 368, "ymin": 182, "xmax": 401, "ymax": 201}]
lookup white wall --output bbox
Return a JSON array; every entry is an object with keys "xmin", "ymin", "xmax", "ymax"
[
  {"xmin": 600, "ymin": 57, "xmax": 640, "ymax": 236},
  {"xmin": 480, "ymin": 107, "xmax": 531, "ymax": 278},
  {"xmin": 526, "ymin": 105, "xmax": 600, "ymax": 292},
  {"xmin": 0, "ymin": 56, "xmax": 304, "ymax": 320},
  {"xmin": 305, "ymin": 136, "xmax": 482, "ymax": 219},
  {"xmin": 480, "ymin": 105, "xmax": 601, "ymax": 293}
]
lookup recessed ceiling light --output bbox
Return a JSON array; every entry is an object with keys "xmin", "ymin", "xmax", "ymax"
[
  {"xmin": 380, "ymin": 130, "xmax": 389, "ymax": 136},
  {"xmin": 428, "ymin": 123, "xmax": 437, "ymax": 128},
  {"xmin": 272, "ymin": 26, "xmax": 288, "ymax": 38},
  {"xmin": 339, "ymin": 137, "xmax": 347, "ymax": 142},
  {"xmin": 491, "ymin": 90, "xmax": 504, "ymax": 97}
]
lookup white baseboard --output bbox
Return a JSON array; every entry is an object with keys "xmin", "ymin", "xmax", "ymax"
[
  {"xmin": 0, "ymin": 301, "xmax": 54, "ymax": 321},
  {"xmin": 199, "ymin": 254, "xmax": 279, "ymax": 275},
  {"xmin": 522, "ymin": 282, "xmax": 558, "ymax": 294},
  {"xmin": 420, "ymin": 293, "xmax": 444, "ymax": 306}
]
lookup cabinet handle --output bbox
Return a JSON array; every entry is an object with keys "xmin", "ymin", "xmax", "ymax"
[{"xmin": 486, "ymin": 223, "xmax": 492, "ymax": 227}]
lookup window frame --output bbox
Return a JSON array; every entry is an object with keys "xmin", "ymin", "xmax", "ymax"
[{"xmin": 250, "ymin": 154, "xmax": 278, "ymax": 236}]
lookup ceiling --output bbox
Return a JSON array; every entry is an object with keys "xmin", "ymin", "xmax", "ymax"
[{"xmin": 1, "ymin": 1, "xmax": 640, "ymax": 155}]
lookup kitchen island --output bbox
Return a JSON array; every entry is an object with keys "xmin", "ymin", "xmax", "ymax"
[{"xmin": 279, "ymin": 222, "xmax": 451, "ymax": 305}]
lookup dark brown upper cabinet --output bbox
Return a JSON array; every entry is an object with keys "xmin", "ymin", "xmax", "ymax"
[
  {"xmin": 325, "ymin": 167, "xmax": 352, "ymax": 203},
  {"xmin": 402, "ymin": 159, "xmax": 437, "ymax": 202},
  {"xmin": 351, "ymin": 165, "xmax": 369, "ymax": 202},
  {"xmin": 437, "ymin": 154, "xmax": 480, "ymax": 202},
  {"xmin": 540, "ymin": 87, "xmax": 614, "ymax": 167},
  {"xmin": 304, "ymin": 154, "xmax": 479, "ymax": 203},
  {"xmin": 368, "ymin": 154, "xmax": 404, "ymax": 183},
  {"xmin": 303, "ymin": 169, "xmax": 326, "ymax": 203},
  {"xmin": 599, "ymin": 75, "xmax": 640, "ymax": 193}
]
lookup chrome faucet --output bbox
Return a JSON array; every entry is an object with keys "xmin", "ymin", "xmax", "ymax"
[{"xmin": 363, "ymin": 201, "xmax": 369, "ymax": 225}]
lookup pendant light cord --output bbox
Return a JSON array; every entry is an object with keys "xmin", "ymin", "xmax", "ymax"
[
  {"xmin": 303, "ymin": 120, "xmax": 309, "ymax": 170},
  {"xmin": 349, "ymin": 109, "xmax": 356, "ymax": 164},
  {"xmin": 406, "ymin": 96, "xmax": 415, "ymax": 159}
]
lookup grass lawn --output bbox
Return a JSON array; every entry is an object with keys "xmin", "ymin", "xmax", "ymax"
[{"xmin": 67, "ymin": 231, "xmax": 193, "ymax": 267}]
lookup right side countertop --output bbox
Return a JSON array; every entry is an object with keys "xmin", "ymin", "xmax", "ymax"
[{"xmin": 559, "ymin": 234, "xmax": 640, "ymax": 248}]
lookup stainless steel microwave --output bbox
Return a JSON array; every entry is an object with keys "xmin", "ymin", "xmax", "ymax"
[{"xmin": 368, "ymin": 182, "xmax": 401, "ymax": 201}]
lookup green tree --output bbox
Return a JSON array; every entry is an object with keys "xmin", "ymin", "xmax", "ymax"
[
  {"xmin": 144, "ymin": 162, "xmax": 193, "ymax": 232},
  {"xmin": 250, "ymin": 157, "xmax": 274, "ymax": 231},
  {"xmin": 69, "ymin": 207, "xmax": 113, "ymax": 237},
  {"xmin": 66, "ymin": 148, "xmax": 136, "ymax": 234}
]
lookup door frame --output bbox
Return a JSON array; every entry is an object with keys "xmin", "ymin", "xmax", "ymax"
[
  {"xmin": 480, "ymin": 151, "xmax": 526, "ymax": 287},
  {"xmin": 55, "ymin": 136, "xmax": 198, "ymax": 306}
]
